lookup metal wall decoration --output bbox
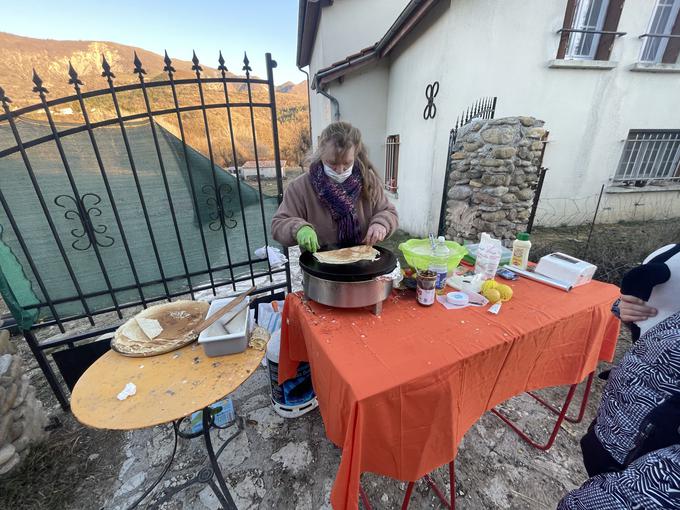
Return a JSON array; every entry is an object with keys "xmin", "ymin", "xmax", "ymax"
[
  {"xmin": 423, "ymin": 81, "xmax": 439, "ymax": 120},
  {"xmin": 0, "ymin": 50, "xmax": 290, "ymax": 410}
]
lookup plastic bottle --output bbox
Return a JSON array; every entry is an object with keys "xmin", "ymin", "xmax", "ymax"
[
  {"xmin": 511, "ymin": 232, "xmax": 532, "ymax": 270},
  {"xmin": 428, "ymin": 236, "xmax": 450, "ymax": 289},
  {"xmin": 474, "ymin": 233, "xmax": 502, "ymax": 280}
]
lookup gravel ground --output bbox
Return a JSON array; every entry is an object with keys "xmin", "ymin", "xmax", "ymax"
[{"xmin": 1, "ymin": 244, "xmax": 631, "ymax": 510}]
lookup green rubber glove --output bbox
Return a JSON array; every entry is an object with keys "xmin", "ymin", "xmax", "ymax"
[{"xmin": 296, "ymin": 226, "xmax": 320, "ymax": 253}]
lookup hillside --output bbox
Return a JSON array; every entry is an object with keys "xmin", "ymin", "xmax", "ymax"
[{"xmin": 0, "ymin": 32, "xmax": 310, "ymax": 166}]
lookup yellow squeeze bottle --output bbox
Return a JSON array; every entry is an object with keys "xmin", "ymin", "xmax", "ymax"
[{"xmin": 511, "ymin": 233, "xmax": 531, "ymax": 270}]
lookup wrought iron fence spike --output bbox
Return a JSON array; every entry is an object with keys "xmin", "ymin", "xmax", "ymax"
[
  {"xmin": 0, "ymin": 86, "xmax": 11, "ymax": 106},
  {"xmin": 133, "ymin": 52, "xmax": 146, "ymax": 76},
  {"xmin": 101, "ymin": 55, "xmax": 115, "ymax": 79},
  {"xmin": 242, "ymin": 52, "xmax": 252, "ymax": 74},
  {"xmin": 67, "ymin": 61, "xmax": 83, "ymax": 87},
  {"xmin": 218, "ymin": 51, "xmax": 228, "ymax": 73},
  {"xmin": 31, "ymin": 68, "xmax": 48, "ymax": 95},
  {"xmin": 163, "ymin": 50, "xmax": 175, "ymax": 74},
  {"xmin": 191, "ymin": 50, "xmax": 202, "ymax": 74}
]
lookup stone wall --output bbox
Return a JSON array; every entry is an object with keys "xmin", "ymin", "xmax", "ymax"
[
  {"xmin": 0, "ymin": 330, "xmax": 47, "ymax": 477},
  {"xmin": 443, "ymin": 116, "xmax": 547, "ymax": 245}
]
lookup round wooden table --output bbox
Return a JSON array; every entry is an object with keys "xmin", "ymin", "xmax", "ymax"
[{"xmin": 71, "ymin": 342, "xmax": 265, "ymax": 508}]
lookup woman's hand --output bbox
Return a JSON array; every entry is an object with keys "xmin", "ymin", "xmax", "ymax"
[
  {"xmin": 296, "ymin": 226, "xmax": 320, "ymax": 253},
  {"xmin": 618, "ymin": 294, "xmax": 657, "ymax": 323},
  {"xmin": 363, "ymin": 224, "xmax": 387, "ymax": 246}
]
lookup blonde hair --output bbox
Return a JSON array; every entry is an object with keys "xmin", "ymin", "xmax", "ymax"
[{"xmin": 308, "ymin": 121, "xmax": 382, "ymax": 203}]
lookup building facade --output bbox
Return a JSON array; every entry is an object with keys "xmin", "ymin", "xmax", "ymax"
[{"xmin": 298, "ymin": 0, "xmax": 680, "ymax": 236}]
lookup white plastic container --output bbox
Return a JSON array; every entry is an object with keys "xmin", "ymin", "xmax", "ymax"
[
  {"xmin": 511, "ymin": 232, "xmax": 532, "ymax": 270},
  {"xmin": 266, "ymin": 329, "xmax": 318, "ymax": 418},
  {"xmin": 474, "ymin": 233, "xmax": 503, "ymax": 280},
  {"xmin": 198, "ymin": 297, "xmax": 250, "ymax": 357}
]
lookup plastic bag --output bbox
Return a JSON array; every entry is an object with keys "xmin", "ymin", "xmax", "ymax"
[{"xmin": 474, "ymin": 233, "xmax": 502, "ymax": 280}]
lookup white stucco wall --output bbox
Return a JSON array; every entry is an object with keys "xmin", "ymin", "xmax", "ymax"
[
  {"xmin": 306, "ymin": 0, "xmax": 410, "ymax": 144},
  {"xmin": 324, "ymin": 63, "xmax": 390, "ymax": 174},
  {"xmin": 307, "ymin": 0, "xmax": 680, "ymax": 235},
  {"xmin": 314, "ymin": 0, "xmax": 411, "ymax": 64}
]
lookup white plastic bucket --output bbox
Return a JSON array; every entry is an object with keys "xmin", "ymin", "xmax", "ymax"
[{"xmin": 266, "ymin": 330, "xmax": 318, "ymax": 418}]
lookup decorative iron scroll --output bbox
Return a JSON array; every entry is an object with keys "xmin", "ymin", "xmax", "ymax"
[
  {"xmin": 423, "ymin": 81, "xmax": 439, "ymax": 120},
  {"xmin": 202, "ymin": 184, "xmax": 237, "ymax": 231},
  {"xmin": 54, "ymin": 193, "xmax": 115, "ymax": 251}
]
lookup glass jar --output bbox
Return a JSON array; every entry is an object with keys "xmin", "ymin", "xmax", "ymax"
[{"xmin": 416, "ymin": 270, "xmax": 437, "ymax": 306}]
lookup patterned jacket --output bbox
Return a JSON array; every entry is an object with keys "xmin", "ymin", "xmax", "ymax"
[
  {"xmin": 594, "ymin": 310, "xmax": 680, "ymax": 466},
  {"xmin": 559, "ymin": 445, "xmax": 680, "ymax": 510}
]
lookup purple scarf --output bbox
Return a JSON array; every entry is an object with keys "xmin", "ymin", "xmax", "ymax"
[{"xmin": 310, "ymin": 161, "xmax": 363, "ymax": 246}]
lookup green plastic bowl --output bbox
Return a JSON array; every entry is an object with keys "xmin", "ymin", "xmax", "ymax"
[{"xmin": 398, "ymin": 239, "xmax": 468, "ymax": 272}]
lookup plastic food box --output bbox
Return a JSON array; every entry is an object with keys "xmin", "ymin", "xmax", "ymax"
[
  {"xmin": 462, "ymin": 242, "xmax": 512, "ymax": 266},
  {"xmin": 198, "ymin": 297, "xmax": 250, "ymax": 357}
]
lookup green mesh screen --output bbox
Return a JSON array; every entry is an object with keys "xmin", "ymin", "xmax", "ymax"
[{"xmin": 0, "ymin": 119, "xmax": 281, "ymax": 328}]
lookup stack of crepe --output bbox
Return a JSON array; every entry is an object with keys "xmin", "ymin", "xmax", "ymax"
[{"xmin": 313, "ymin": 245, "xmax": 379, "ymax": 265}]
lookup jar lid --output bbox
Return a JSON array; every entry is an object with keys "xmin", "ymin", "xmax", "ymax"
[
  {"xmin": 446, "ymin": 292, "xmax": 469, "ymax": 307},
  {"xmin": 517, "ymin": 232, "xmax": 530, "ymax": 241}
]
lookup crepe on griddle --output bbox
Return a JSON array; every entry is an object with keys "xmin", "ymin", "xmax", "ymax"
[{"xmin": 313, "ymin": 245, "xmax": 380, "ymax": 265}]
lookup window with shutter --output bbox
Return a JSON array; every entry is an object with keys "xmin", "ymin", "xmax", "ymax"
[
  {"xmin": 557, "ymin": 0, "xmax": 625, "ymax": 61},
  {"xmin": 640, "ymin": 0, "xmax": 680, "ymax": 64}
]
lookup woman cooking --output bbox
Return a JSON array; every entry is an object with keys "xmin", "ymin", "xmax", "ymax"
[{"xmin": 272, "ymin": 121, "xmax": 398, "ymax": 252}]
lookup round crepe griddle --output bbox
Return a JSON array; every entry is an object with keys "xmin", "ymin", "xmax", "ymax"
[{"xmin": 299, "ymin": 245, "xmax": 397, "ymax": 282}]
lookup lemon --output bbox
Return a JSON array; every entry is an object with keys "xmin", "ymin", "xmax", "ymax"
[
  {"xmin": 483, "ymin": 288, "xmax": 501, "ymax": 304},
  {"xmin": 497, "ymin": 284, "xmax": 513, "ymax": 302},
  {"xmin": 481, "ymin": 280, "xmax": 498, "ymax": 293}
]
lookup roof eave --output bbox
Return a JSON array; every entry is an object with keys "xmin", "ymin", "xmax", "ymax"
[
  {"xmin": 315, "ymin": 51, "xmax": 379, "ymax": 89},
  {"xmin": 312, "ymin": 0, "xmax": 440, "ymax": 85},
  {"xmin": 297, "ymin": 0, "xmax": 332, "ymax": 68}
]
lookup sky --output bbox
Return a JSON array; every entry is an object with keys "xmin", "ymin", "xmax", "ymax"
[{"xmin": 6, "ymin": 0, "xmax": 303, "ymax": 85}]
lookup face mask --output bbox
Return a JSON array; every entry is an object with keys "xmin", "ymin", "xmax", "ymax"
[{"xmin": 323, "ymin": 162, "xmax": 354, "ymax": 183}]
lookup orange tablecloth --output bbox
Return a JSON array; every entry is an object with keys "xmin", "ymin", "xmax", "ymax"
[{"xmin": 280, "ymin": 278, "xmax": 620, "ymax": 509}]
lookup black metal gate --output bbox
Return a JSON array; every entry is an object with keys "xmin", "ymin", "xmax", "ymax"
[
  {"xmin": 437, "ymin": 97, "xmax": 497, "ymax": 236},
  {"xmin": 0, "ymin": 51, "xmax": 290, "ymax": 409}
]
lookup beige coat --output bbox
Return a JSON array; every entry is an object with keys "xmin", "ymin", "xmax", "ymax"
[{"xmin": 271, "ymin": 173, "xmax": 398, "ymax": 248}]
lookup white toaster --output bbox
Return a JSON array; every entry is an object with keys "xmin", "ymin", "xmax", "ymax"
[{"xmin": 534, "ymin": 252, "xmax": 597, "ymax": 287}]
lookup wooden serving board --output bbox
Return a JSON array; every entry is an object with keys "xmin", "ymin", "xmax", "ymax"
[{"xmin": 111, "ymin": 300, "xmax": 210, "ymax": 358}]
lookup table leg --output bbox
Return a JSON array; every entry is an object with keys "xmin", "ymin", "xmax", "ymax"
[
  {"xmin": 491, "ymin": 383, "xmax": 578, "ymax": 451},
  {"xmin": 359, "ymin": 485, "xmax": 373, "ymax": 509},
  {"xmin": 127, "ymin": 422, "xmax": 179, "ymax": 510},
  {"xmin": 401, "ymin": 482, "xmax": 415, "ymax": 509},
  {"xmin": 527, "ymin": 372, "xmax": 595, "ymax": 424},
  {"xmin": 202, "ymin": 406, "xmax": 238, "ymax": 510},
  {"xmin": 360, "ymin": 461, "xmax": 456, "ymax": 510}
]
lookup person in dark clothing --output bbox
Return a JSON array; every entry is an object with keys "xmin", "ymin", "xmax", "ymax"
[{"xmin": 558, "ymin": 244, "xmax": 680, "ymax": 509}]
